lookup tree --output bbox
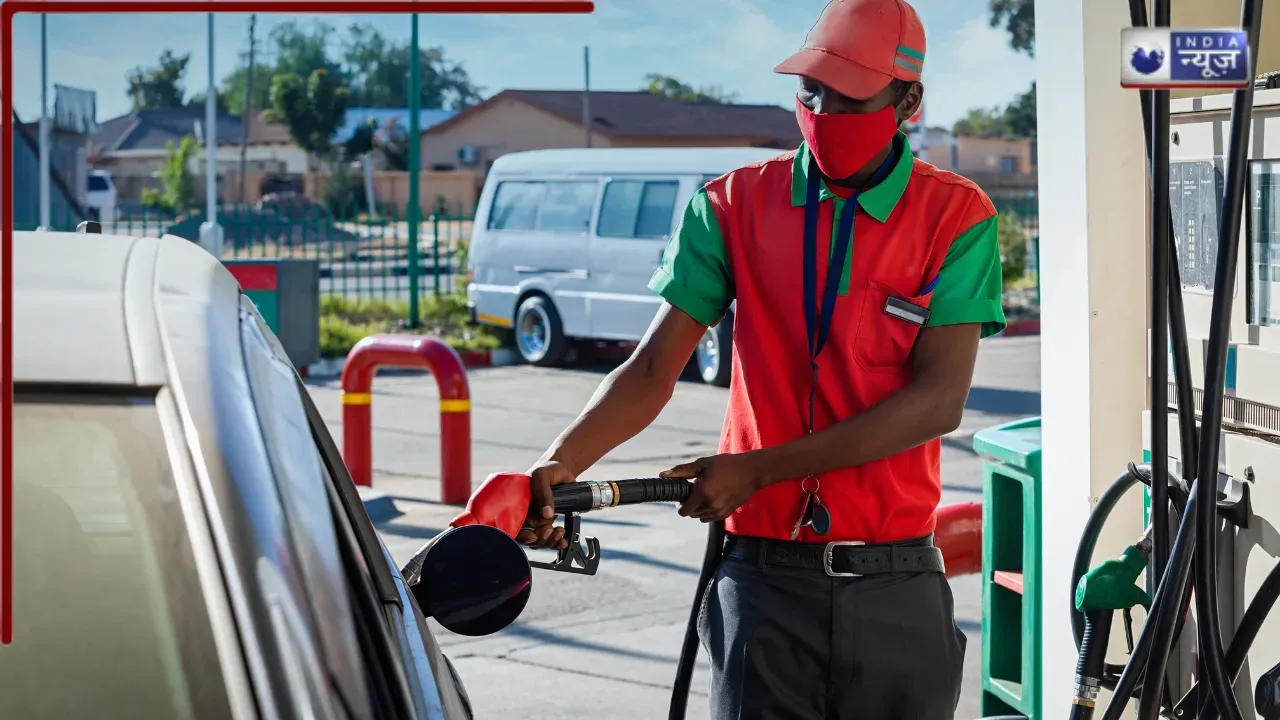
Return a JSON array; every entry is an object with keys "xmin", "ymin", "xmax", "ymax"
[
  {"xmin": 269, "ymin": 21, "xmax": 348, "ymax": 87},
  {"xmin": 643, "ymin": 73, "xmax": 739, "ymax": 104},
  {"xmin": 1004, "ymin": 83, "xmax": 1037, "ymax": 138},
  {"xmin": 952, "ymin": 106, "xmax": 1010, "ymax": 138},
  {"xmin": 127, "ymin": 50, "xmax": 190, "ymax": 111},
  {"xmin": 222, "ymin": 65, "xmax": 275, "ymax": 116},
  {"xmin": 989, "ymin": 0, "xmax": 1035, "ymax": 56},
  {"xmin": 141, "ymin": 134, "xmax": 198, "ymax": 211},
  {"xmin": 265, "ymin": 67, "xmax": 349, "ymax": 168},
  {"xmin": 342, "ymin": 23, "xmax": 483, "ymax": 110}
]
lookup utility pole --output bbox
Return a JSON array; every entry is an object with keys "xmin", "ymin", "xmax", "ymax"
[
  {"xmin": 407, "ymin": 13, "xmax": 421, "ymax": 327},
  {"xmin": 582, "ymin": 46, "xmax": 591, "ymax": 148},
  {"xmin": 199, "ymin": 13, "xmax": 224, "ymax": 258},
  {"xmin": 38, "ymin": 14, "xmax": 50, "ymax": 229},
  {"xmin": 237, "ymin": 14, "xmax": 256, "ymax": 204}
]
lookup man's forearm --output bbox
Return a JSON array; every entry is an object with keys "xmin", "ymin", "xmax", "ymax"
[
  {"xmin": 537, "ymin": 356, "xmax": 678, "ymax": 476},
  {"xmin": 750, "ymin": 377, "xmax": 964, "ymax": 486}
]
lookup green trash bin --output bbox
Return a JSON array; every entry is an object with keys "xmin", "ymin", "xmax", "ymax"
[
  {"xmin": 223, "ymin": 259, "xmax": 321, "ymax": 369},
  {"xmin": 974, "ymin": 416, "xmax": 1043, "ymax": 720}
]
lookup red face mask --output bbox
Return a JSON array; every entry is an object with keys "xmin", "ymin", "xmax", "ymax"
[{"xmin": 794, "ymin": 97, "xmax": 899, "ymax": 181}]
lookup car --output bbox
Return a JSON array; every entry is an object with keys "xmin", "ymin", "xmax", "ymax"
[
  {"xmin": 84, "ymin": 169, "xmax": 117, "ymax": 224},
  {"xmin": 465, "ymin": 147, "xmax": 780, "ymax": 387},
  {"xmin": 1, "ymin": 229, "xmax": 502, "ymax": 719}
]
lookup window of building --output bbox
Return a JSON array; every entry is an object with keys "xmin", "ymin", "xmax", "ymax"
[
  {"xmin": 1000, "ymin": 155, "xmax": 1020, "ymax": 174},
  {"xmin": 597, "ymin": 180, "xmax": 680, "ymax": 239}
]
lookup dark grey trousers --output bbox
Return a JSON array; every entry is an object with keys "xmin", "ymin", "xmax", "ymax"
[{"xmin": 696, "ymin": 549, "xmax": 967, "ymax": 720}]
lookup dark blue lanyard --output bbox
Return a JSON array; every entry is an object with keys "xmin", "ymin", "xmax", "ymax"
[{"xmin": 801, "ymin": 149, "xmax": 897, "ymax": 432}]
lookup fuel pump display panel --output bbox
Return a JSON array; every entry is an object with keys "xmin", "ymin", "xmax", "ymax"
[{"xmin": 1171, "ymin": 159, "xmax": 1226, "ymax": 292}]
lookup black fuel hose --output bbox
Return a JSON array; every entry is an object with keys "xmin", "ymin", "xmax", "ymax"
[
  {"xmin": 548, "ymin": 477, "xmax": 722, "ymax": 720},
  {"xmin": 1071, "ymin": 610, "xmax": 1115, "ymax": 720},
  {"xmin": 669, "ymin": 521, "xmax": 726, "ymax": 720},
  {"xmin": 552, "ymin": 477, "xmax": 692, "ymax": 514},
  {"xmin": 1192, "ymin": 1, "xmax": 1263, "ymax": 718},
  {"xmin": 1192, "ymin": 560, "xmax": 1280, "ymax": 720}
]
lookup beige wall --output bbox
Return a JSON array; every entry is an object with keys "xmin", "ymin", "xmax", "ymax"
[
  {"xmin": 923, "ymin": 136, "xmax": 1034, "ymax": 176},
  {"xmin": 420, "ymin": 97, "xmax": 611, "ymax": 172},
  {"xmin": 304, "ymin": 170, "xmax": 479, "ymax": 216}
]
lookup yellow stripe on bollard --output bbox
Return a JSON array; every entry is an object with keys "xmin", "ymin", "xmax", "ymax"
[
  {"xmin": 439, "ymin": 399, "xmax": 472, "ymax": 413},
  {"xmin": 341, "ymin": 392, "xmax": 372, "ymax": 406}
]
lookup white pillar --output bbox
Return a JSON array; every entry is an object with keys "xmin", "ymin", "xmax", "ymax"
[
  {"xmin": 1035, "ymin": 0, "xmax": 1151, "ymax": 714},
  {"xmin": 199, "ymin": 12, "xmax": 224, "ymax": 258},
  {"xmin": 38, "ymin": 14, "xmax": 51, "ymax": 230}
]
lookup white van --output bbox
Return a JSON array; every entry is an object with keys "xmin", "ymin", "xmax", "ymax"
[{"xmin": 466, "ymin": 147, "xmax": 782, "ymax": 386}]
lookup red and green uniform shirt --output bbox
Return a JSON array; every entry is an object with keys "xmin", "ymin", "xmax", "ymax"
[{"xmin": 649, "ymin": 133, "xmax": 1006, "ymax": 544}]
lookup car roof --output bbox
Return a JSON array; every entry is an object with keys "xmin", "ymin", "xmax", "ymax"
[
  {"xmin": 486, "ymin": 146, "xmax": 787, "ymax": 177},
  {"xmin": 13, "ymin": 230, "xmax": 238, "ymax": 386}
]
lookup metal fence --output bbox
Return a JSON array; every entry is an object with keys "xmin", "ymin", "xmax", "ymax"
[
  {"xmin": 26, "ymin": 188, "xmax": 1043, "ymax": 319},
  {"xmin": 28, "ymin": 201, "xmax": 473, "ymax": 306}
]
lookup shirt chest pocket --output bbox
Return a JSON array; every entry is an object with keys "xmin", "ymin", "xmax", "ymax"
[{"xmin": 853, "ymin": 278, "xmax": 932, "ymax": 372}]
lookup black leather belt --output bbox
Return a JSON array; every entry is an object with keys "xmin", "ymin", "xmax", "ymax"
[{"xmin": 724, "ymin": 534, "xmax": 945, "ymax": 577}]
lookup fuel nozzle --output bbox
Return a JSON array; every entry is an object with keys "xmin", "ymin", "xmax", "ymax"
[
  {"xmin": 1076, "ymin": 527, "xmax": 1154, "ymax": 615},
  {"xmin": 1257, "ymin": 660, "xmax": 1280, "ymax": 720}
]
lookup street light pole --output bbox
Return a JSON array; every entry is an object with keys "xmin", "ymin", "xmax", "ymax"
[
  {"xmin": 38, "ymin": 15, "xmax": 51, "ymax": 229},
  {"xmin": 199, "ymin": 12, "xmax": 224, "ymax": 258},
  {"xmin": 407, "ymin": 12, "xmax": 421, "ymax": 327}
]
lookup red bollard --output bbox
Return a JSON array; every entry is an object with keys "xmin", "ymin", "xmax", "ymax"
[
  {"xmin": 935, "ymin": 501, "xmax": 983, "ymax": 578},
  {"xmin": 339, "ymin": 334, "xmax": 472, "ymax": 504}
]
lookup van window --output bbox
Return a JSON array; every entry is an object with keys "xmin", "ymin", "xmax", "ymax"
[
  {"xmin": 537, "ymin": 181, "xmax": 596, "ymax": 232},
  {"xmin": 87, "ymin": 174, "xmax": 110, "ymax": 192},
  {"xmin": 598, "ymin": 180, "xmax": 679, "ymax": 239},
  {"xmin": 488, "ymin": 180, "xmax": 597, "ymax": 233},
  {"xmin": 488, "ymin": 182, "xmax": 541, "ymax": 231}
]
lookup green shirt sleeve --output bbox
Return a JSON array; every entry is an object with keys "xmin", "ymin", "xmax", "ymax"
[
  {"xmin": 925, "ymin": 214, "xmax": 1007, "ymax": 338},
  {"xmin": 648, "ymin": 188, "xmax": 735, "ymax": 327}
]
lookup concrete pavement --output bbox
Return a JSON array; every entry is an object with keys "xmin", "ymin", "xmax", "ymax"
[{"xmin": 304, "ymin": 334, "xmax": 1041, "ymax": 719}]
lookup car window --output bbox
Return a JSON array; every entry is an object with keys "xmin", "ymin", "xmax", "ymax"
[
  {"xmin": 240, "ymin": 300, "xmax": 373, "ymax": 719},
  {"xmin": 536, "ymin": 181, "xmax": 596, "ymax": 233},
  {"xmin": 597, "ymin": 180, "xmax": 679, "ymax": 238},
  {"xmin": 1, "ymin": 390, "xmax": 229, "ymax": 720},
  {"xmin": 487, "ymin": 181, "xmax": 542, "ymax": 231},
  {"xmin": 87, "ymin": 174, "xmax": 110, "ymax": 192}
]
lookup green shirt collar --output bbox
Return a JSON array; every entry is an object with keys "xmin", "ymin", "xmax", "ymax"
[{"xmin": 789, "ymin": 131, "xmax": 914, "ymax": 222}]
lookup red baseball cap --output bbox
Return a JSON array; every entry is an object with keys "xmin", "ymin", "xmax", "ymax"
[{"xmin": 774, "ymin": 0, "xmax": 927, "ymax": 101}]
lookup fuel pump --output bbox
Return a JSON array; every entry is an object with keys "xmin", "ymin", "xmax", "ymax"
[{"xmin": 1066, "ymin": 0, "xmax": 1280, "ymax": 718}]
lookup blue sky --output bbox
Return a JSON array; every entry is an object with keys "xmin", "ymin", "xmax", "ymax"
[{"xmin": 9, "ymin": 0, "xmax": 1036, "ymax": 130}]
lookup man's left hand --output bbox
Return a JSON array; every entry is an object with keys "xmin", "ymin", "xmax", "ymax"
[{"xmin": 663, "ymin": 453, "xmax": 764, "ymax": 523}]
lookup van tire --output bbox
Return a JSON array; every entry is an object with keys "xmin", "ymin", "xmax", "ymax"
[
  {"xmin": 695, "ymin": 310, "xmax": 733, "ymax": 387},
  {"xmin": 514, "ymin": 295, "xmax": 569, "ymax": 367}
]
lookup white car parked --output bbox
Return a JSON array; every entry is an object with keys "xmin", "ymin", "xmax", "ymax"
[
  {"xmin": 84, "ymin": 169, "xmax": 117, "ymax": 224},
  {"xmin": 3, "ymin": 228, "xmax": 523, "ymax": 719}
]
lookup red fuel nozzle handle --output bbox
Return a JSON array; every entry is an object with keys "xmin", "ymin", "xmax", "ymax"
[{"xmin": 552, "ymin": 478, "xmax": 693, "ymax": 514}]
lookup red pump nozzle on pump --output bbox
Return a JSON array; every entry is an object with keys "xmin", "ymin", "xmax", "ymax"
[{"xmin": 449, "ymin": 472, "xmax": 532, "ymax": 539}]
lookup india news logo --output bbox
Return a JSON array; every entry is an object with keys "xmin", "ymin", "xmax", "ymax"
[{"xmin": 1121, "ymin": 27, "xmax": 1250, "ymax": 89}]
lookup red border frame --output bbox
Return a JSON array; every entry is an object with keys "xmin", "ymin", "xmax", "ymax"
[{"xmin": 0, "ymin": 0, "xmax": 594, "ymax": 647}]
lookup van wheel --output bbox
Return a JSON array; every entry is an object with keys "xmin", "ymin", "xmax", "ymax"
[
  {"xmin": 695, "ymin": 310, "xmax": 733, "ymax": 387},
  {"xmin": 514, "ymin": 295, "xmax": 569, "ymax": 367}
]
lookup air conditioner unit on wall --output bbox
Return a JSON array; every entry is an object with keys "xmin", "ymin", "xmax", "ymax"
[{"xmin": 457, "ymin": 145, "xmax": 479, "ymax": 166}]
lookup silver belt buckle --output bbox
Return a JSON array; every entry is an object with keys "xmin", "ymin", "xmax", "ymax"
[{"xmin": 823, "ymin": 541, "xmax": 866, "ymax": 577}]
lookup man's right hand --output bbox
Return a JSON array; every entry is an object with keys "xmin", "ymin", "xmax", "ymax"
[{"xmin": 516, "ymin": 460, "xmax": 575, "ymax": 550}]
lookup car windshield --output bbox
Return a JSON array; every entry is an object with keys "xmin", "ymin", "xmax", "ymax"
[
  {"xmin": 0, "ymin": 390, "xmax": 229, "ymax": 720},
  {"xmin": 87, "ymin": 175, "xmax": 109, "ymax": 192}
]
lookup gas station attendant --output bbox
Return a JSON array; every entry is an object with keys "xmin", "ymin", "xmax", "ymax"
[{"xmin": 518, "ymin": 0, "xmax": 1006, "ymax": 716}]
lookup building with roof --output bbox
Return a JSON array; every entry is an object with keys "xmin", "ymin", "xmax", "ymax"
[
  {"xmin": 419, "ymin": 89, "xmax": 803, "ymax": 178},
  {"xmin": 88, "ymin": 107, "xmax": 304, "ymax": 202}
]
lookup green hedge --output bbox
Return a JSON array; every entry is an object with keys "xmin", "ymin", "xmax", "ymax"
[{"xmin": 319, "ymin": 294, "xmax": 502, "ymax": 359}]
